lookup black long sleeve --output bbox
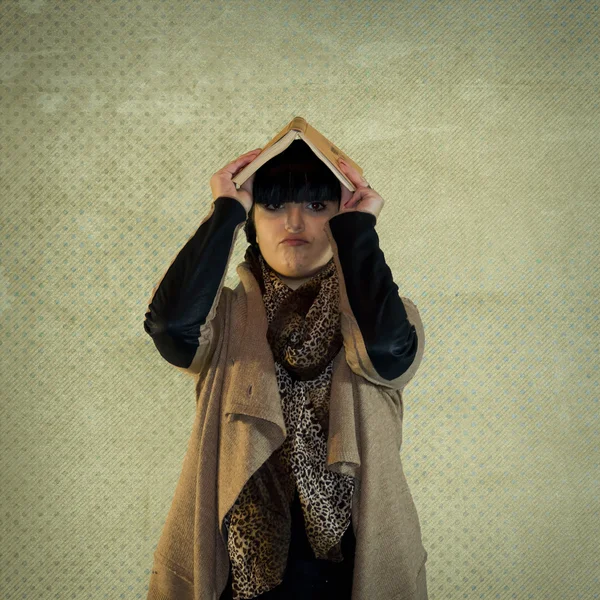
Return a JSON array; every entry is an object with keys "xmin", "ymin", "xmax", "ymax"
[
  {"xmin": 327, "ymin": 211, "xmax": 418, "ymax": 381},
  {"xmin": 143, "ymin": 196, "xmax": 247, "ymax": 369},
  {"xmin": 144, "ymin": 197, "xmax": 417, "ymax": 379}
]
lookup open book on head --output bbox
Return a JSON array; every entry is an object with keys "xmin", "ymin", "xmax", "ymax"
[{"xmin": 232, "ymin": 116, "xmax": 364, "ymax": 192}]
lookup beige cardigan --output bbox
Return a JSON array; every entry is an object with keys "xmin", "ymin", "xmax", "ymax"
[{"xmin": 146, "ymin": 215, "xmax": 429, "ymax": 600}]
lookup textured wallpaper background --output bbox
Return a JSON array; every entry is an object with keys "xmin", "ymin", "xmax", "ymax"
[{"xmin": 1, "ymin": 1, "xmax": 598, "ymax": 598}]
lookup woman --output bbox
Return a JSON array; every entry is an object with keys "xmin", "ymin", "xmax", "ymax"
[
  {"xmin": 219, "ymin": 140, "xmax": 360, "ymax": 599},
  {"xmin": 144, "ymin": 140, "xmax": 428, "ymax": 599}
]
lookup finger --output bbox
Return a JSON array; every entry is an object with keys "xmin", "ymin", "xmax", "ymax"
[
  {"xmin": 231, "ymin": 153, "xmax": 257, "ymax": 168},
  {"xmin": 235, "ymin": 149, "xmax": 261, "ymax": 163},
  {"xmin": 339, "ymin": 160, "xmax": 370, "ymax": 189},
  {"xmin": 342, "ymin": 195, "xmax": 356, "ymax": 209},
  {"xmin": 338, "ymin": 159, "xmax": 359, "ymax": 184}
]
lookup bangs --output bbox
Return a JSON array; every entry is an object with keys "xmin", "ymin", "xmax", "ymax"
[{"xmin": 252, "ymin": 139, "xmax": 341, "ymax": 207}]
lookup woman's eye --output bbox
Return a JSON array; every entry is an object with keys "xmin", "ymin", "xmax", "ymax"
[{"xmin": 265, "ymin": 202, "xmax": 325, "ymax": 211}]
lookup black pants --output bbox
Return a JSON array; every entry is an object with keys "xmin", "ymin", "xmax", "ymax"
[{"xmin": 220, "ymin": 488, "xmax": 356, "ymax": 599}]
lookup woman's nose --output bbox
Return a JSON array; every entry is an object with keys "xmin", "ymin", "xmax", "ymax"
[{"xmin": 285, "ymin": 206, "xmax": 305, "ymax": 225}]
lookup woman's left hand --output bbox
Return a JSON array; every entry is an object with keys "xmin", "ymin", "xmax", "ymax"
[{"xmin": 335, "ymin": 158, "xmax": 384, "ymax": 222}]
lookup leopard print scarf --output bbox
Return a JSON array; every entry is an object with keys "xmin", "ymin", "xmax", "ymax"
[{"xmin": 221, "ymin": 244, "xmax": 356, "ymax": 599}]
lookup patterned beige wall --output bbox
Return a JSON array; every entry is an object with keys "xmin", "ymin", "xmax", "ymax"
[{"xmin": 1, "ymin": 1, "xmax": 598, "ymax": 598}]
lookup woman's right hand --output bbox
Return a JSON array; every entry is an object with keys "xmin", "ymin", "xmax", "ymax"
[{"xmin": 210, "ymin": 148, "xmax": 263, "ymax": 215}]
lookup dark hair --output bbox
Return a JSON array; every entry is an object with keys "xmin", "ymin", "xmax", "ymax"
[{"xmin": 243, "ymin": 139, "xmax": 341, "ymax": 248}]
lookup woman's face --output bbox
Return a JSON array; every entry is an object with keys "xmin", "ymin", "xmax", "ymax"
[{"xmin": 253, "ymin": 199, "xmax": 339, "ymax": 290}]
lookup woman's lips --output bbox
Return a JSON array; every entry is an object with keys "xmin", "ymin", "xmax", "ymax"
[{"xmin": 282, "ymin": 240, "xmax": 308, "ymax": 245}]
